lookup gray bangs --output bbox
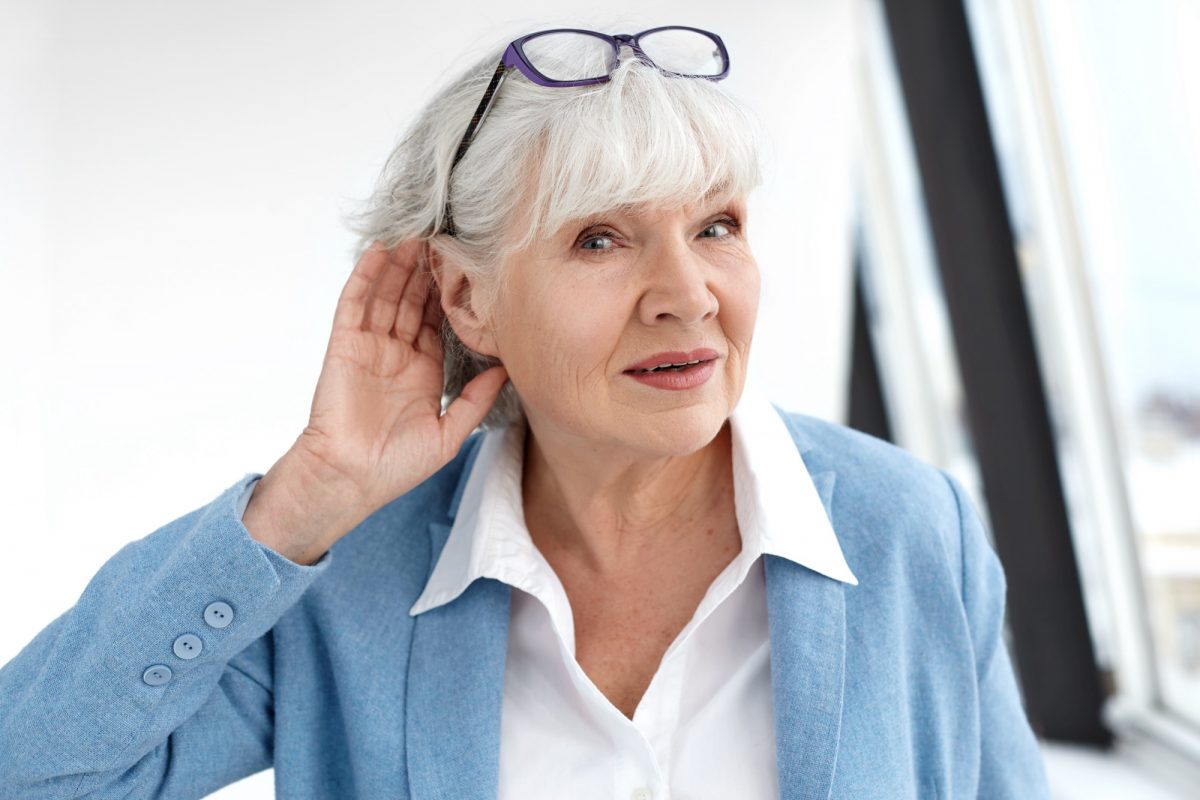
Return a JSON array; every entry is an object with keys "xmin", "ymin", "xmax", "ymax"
[
  {"xmin": 347, "ymin": 29, "xmax": 764, "ymax": 428},
  {"xmin": 445, "ymin": 52, "xmax": 764, "ymax": 261},
  {"xmin": 522, "ymin": 61, "xmax": 763, "ymax": 251}
]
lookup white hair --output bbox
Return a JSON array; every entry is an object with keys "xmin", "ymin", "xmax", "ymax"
[{"xmin": 347, "ymin": 24, "xmax": 764, "ymax": 428}]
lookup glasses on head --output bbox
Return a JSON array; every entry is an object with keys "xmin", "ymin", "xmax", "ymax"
[{"xmin": 439, "ymin": 25, "xmax": 730, "ymax": 236}]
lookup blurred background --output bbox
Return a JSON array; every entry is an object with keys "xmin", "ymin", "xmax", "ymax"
[{"xmin": 1, "ymin": 0, "xmax": 1197, "ymax": 797}]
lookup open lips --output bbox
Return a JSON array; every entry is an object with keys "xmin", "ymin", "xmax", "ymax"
[
  {"xmin": 622, "ymin": 348, "xmax": 720, "ymax": 377},
  {"xmin": 627, "ymin": 358, "xmax": 709, "ymax": 374}
]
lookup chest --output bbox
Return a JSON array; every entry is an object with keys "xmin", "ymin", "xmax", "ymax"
[
  {"xmin": 494, "ymin": 551, "xmax": 783, "ymax": 800},
  {"xmin": 548, "ymin": 529, "xmax": 743, "ymax": 718}
]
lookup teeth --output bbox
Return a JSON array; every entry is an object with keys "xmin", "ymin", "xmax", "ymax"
[{"xmin": 639, "ymin": 359, "xmax": 703, "ymax": 373}]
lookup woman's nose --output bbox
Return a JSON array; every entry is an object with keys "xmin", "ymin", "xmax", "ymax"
[{"xmin": 636, "ymin": 244, "xmax": 720, "ymax": 327}]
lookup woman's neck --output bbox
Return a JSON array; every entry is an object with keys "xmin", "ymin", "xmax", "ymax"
[{"xmin": 520, "ymin": 419, "xmax": 736, "ymax": 577}]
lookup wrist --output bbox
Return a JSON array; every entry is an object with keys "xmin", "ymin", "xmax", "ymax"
[{"xmin": 242, "ymin": 445, "xmax": 371, "ymax": 566}]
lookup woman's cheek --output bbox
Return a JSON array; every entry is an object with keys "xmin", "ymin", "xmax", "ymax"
[{"xmin": 724, "ymin": 269, "xmax": 760, "ymax": 339}]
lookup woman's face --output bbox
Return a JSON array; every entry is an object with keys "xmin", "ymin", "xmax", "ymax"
[{"xmin": 486, "ymin": 193, "xmax": 760, "ymax": 456}]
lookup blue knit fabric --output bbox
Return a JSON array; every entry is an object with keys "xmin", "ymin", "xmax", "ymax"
[{"xmin": 0, "ymin": 409, "xmax": 1049, "ymax": 798}]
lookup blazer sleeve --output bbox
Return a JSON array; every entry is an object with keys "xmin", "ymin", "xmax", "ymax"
[
  {"xmin": 942, "ymin": 471, "xmax": 1051, "ymax": 799},
  {"xmin": 0, "ymin": 472, "xmax": 332, "ymax": 799}
]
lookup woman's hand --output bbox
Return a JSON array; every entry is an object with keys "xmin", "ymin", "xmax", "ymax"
[
  {"xmin": 299, "ymin": 238, "xmax": 508, "ymax": 505},
  {"xmin": 244, "ymin": 240, "xmax": 508, "ymax": 564}
]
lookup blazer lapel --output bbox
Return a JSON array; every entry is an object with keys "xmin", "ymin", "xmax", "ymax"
[
  {"xmin": 766, "ymin": 468, "xmax": 848, "ymax": 800},
  {"xmin": 404, "ymin": 420, "xmax": 850, "ymax": 799},
  {"xmin": 406, "ymin": 522, "xmax": 511, "ymax": 800},
  {"xmin": 406, "ymin": 438, "xmax": 513, "ymax": 800}
]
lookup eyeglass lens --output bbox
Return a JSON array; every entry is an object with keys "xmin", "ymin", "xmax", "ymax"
[{"xmin": 521, "ymin": 29, "xmax": 725, "ymax": 82}]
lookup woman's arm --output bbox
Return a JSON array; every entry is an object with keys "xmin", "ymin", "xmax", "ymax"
[
  {"xmin": 0, "ymin": 239, "xmax": 506, "ymax": 798},
  {"xmin": 0, "ymin": 473, "xmax": 330, "ymax": 799},
  {"xmin": 942, "ymin": 471, "xmax": 1051, "ymax": 799}
]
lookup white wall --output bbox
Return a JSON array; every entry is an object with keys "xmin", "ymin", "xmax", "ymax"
[{"xmin": 0, "ymin": 1, "xmax": 856, "ymax": 793}]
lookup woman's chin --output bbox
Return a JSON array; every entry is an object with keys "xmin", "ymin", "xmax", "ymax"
[{"xmin": 609, "ymin": 404, "xmax": 730, "ymax": 458}]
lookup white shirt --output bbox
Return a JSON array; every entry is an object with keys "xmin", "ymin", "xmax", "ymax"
[{"xmin": 407, "ymin": 384, "xmax": 857, "ymax": 800}]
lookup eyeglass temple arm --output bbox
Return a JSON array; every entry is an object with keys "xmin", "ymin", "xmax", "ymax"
[
  {"xmin": 442, "ymin": 60, "xmax": 509, "ymax": 236},
  {"xmin": 450, "ymin": 61, "xmax": 509, "ymax": 172}
]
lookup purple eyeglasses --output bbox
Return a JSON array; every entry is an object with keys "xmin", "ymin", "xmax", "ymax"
[{"xmin": 439, "ymin": 25, "xmax": 731, "ymax": 236}]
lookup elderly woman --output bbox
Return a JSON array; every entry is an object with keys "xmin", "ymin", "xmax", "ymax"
[{"xmin": 0, "ymin": 24, "xmax": 1048, "ymax": 800}]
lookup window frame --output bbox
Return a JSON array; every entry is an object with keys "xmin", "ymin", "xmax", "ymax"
[{"xmin": 959, "ymin": 0, "xmax": 1200, "ymax": 762}]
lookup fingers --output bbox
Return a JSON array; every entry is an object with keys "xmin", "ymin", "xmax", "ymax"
[
  {"xmin": 333, "ymin": 240, "xmax": 426, "ymax": 337},
  {"xmin": 416, "ymin": 318, "xmax": 442, "ymax": 359},
  {"xmin": 438, "ymin": 366, "xmax": 509, "ymax": 454},
  {"xmin": 422, "ymin": 272, "xmax": 444, "ymax": 328},
  {"xmin": 365, "ymin": 240, "xmax": 422, "ymax": 334},
  {"xmin": 331, "ymin": 241, "xmax": 391, "ymax": 333},
  {"xmin": 394, "ymin": 251, "xmax": 434, "ymax": 343},
  {"xmin": 413, "ymin": 282, "xmax": 444, "ymax": 357}
]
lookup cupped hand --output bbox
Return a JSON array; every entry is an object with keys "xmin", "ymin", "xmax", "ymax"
[{"xmin": 294, "ymin": 239, "xmax": 508, "ymax": 513}]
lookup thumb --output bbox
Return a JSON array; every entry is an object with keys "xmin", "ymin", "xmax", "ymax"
[{"xmin": 438, "ymin": 366, "xmax": 510, "ymax": 454}]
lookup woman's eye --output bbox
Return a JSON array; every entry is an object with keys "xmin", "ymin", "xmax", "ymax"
[
  {"xmin": 701, "ymin": 218, "xmax": 739, "ymax": 238},
  {"xmin": 579, "ymin": 232, "xmax": 616, "ymax": 251},
  {"xmin": 576, "ymin": 217, "xmax": 739, "ymax": 251}
]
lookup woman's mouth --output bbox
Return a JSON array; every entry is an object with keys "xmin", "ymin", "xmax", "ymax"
[
  {"xmin": 627, "ymin": 358, "xmax": 706, "ymax": 374},
  {"xmin": 623, "ymin": 359, "xmax": 716, "ymax": 390}
]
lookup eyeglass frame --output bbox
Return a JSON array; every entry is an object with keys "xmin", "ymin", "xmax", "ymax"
[{"xmin": 439, "ymin": 25, "xmax": 731, "ymax": 236}]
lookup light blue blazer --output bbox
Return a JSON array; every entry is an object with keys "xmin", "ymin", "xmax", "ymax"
[{"xmin": 0, "ymin": 409, "xmax": 1050, "ymax": 799}]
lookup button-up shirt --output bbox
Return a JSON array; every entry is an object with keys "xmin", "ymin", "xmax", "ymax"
[
  {"xmin": 5, "ymin": 384, "xmax": 1046, "ymax": 798},
  {"xmin": 405, "ymin": 384, "xmax": 858, "ymax": 800}
]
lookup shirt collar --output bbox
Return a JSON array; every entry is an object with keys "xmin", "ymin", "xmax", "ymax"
[{"xmin": 409, "ymin": 384, "xmax": 858, "ymax": 617}]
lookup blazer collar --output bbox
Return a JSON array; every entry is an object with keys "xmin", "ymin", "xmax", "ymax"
[
  {"xmin": 406, "ymin": 410, "xmax": 851, "ymax": 800},
  {"xmin": 408, "ymin": 385, "xmax": 856, "ymax": 619}
]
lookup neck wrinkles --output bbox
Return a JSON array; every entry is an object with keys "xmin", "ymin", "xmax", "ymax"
[{"xmin": 520, "ymin": 419, "xmax": 735, "ymax": 574}]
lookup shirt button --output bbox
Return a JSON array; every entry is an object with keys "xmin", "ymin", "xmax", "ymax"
[
  {"xmin": 203, "ymin": 601, "xmax": 234, "ymax": 629},
  {"xmin": 143, "ymin": 665, "xmax": 173, "ymax": 686},
  {"xmin": 631, "ymin": 789, "xmax": 654, "ymax": 800},
  {"xmin": 173, "ymin": 633, "xmax": 203, "ymax": 660}
]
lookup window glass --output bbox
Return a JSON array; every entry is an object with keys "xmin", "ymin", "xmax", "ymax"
[{"xmin": 967, "ymin": 0, "xmax": 1200, "ymax": 724}]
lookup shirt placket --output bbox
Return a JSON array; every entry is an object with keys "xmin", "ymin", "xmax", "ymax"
[{"xmin": 632, "ymin": 639, "xmax": 688, "ymax": 796}]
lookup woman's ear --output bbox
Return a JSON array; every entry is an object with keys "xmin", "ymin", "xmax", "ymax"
[{"xmin": 427, "ymin": 244, "xmax": 500, "ymax": 358}]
